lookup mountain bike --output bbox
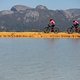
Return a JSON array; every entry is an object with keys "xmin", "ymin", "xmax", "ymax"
[
  {"xmin": 67, "ymin": 26, "xmax": 80, "ymax": 34},
  {"xmin": 44, "ymin": 26, "xmax": 59, "ymax": 33}
]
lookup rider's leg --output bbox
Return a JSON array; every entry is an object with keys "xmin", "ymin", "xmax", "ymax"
[
  {"xmin": 51, "ymin": 25, "xmax": 55, "ymax": 32},
  {"xmin": 73, "ymin": 24, "xmax": 78, "ymax": 32},
  {"xmin": 75, "ymin": 24, "xmax": 79, "ymax": 32}
]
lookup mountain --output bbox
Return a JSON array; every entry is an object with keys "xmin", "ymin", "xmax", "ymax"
[{"xmin": 0, "ymin": 5, "xmax": 80, "ymax": 32}]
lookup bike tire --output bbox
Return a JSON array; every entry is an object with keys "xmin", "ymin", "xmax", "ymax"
[
  {"xmin": 53, "ymin": 27, "xmax": 59, "ymax": 33},
  {"xmin": 44, "ymin": 27, "xmax": 50, "ymax": 33},
  {"xmin": 67, "ymin": 27, "xmax": 74, "ymax": 34},
  {"xmin": 77, "ymin": 28, "xmax": 80, "ymax": 33}
]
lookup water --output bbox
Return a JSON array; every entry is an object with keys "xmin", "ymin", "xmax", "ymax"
[{"xmin": 0, "ymin": 38, "xmax": 80, "ymax": 80}]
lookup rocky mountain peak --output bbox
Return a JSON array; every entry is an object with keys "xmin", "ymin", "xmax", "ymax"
[
  {"xmin": 11, "ymin": 5, "xmax": 31, "ymax": 12},
  {"xmin": 36, "ymin": 5, "xmax": 48, "ymax": 10}
]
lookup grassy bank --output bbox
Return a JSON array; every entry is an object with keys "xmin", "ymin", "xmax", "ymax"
[{"xmin": 0, "ymin": 32, "xmax": 80, "ymax": 38}]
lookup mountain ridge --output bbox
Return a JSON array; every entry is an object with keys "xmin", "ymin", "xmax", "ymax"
[{"xmin": 0, "ymin": 5, "xmax": 80, "ymax": 32}]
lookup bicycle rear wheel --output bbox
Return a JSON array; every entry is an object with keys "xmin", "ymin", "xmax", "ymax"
[{"xmin": 44, "ymin": 27, "xmax": 50, "ymax": 33}]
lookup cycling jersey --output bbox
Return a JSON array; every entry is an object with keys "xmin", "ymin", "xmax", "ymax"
[
  {"xmin": 50, "ymin": 20, "xmax": 55, "ymax": 25},
  {"xmin": 73, "ymin": 20, "xmax": 79, "ymax": 25}
]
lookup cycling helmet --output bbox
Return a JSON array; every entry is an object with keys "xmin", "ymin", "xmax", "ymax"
[
  {"xmin": 73, "ymin": 20, "xmax": 75, "ymax": 22},
  {"xmin": 50, "ymin": 18, "xmax": 53, "ymax": 21}
]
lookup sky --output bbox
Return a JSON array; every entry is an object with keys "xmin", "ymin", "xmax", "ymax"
[{"xmin": 0, "ymin": 0, "xmax": 80, "ymax": 11}]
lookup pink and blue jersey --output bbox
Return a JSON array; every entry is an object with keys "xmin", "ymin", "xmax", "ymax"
[
  {"xmin": 50, "ymin": 20, "xmax": 55, "ymax": 25},
  {"xmin": 73, "ymin": 21, "xmax": 79, "ymax": 25}
]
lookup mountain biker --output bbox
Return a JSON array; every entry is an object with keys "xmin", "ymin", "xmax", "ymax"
[
  {"xmin": 48, "ymin": 18, "xmax": 55, "ymax": 31},
  {"xmin": 72, "ymin": 20, "xmax": 79, "ymax": 28}
]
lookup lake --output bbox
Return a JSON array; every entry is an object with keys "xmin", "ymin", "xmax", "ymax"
[{"xmin": 0, "ymin": 38, "xmax": 80, "ymax": 80}]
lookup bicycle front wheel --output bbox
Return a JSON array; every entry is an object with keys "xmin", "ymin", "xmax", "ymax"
[
  {"xmin": 53, "ymin": 27, "xmax": 59, "ymax": 33},
  {"xmin": 67, "ymin": 27, "xmax": 74, "ymax": 34},
  {"xmin": 77, "ymin": 28, "xmax": 80, "ymax": 33}
]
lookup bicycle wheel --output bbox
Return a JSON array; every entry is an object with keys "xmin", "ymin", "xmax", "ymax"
[
  {"xmin": 44, "ymin": 27, "xmax": 50, "ymax": 33},
  {"xmin": 53, "ymin": 27, "xmax": 59, "ymax": 33},
  {"xmin": 67, "ymin": 27, "xmax": 74, "ymax": 34},
  {"xmin": 77, "ymin": 28, "xmax": 80, "ymax": 33}
]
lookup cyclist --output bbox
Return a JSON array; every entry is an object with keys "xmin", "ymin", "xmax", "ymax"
[
  {"xmin": 48, "ymin": 18, "xmax": 55, "ymax": 32},
  {"xmin": 72, "ymin": 20, "xmax": 79, "ymax": 28}
]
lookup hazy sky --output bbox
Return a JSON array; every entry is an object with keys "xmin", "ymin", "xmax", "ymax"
[{"xmin": 0, "ymin": 0, "xmax": 80, "ymax": 11}]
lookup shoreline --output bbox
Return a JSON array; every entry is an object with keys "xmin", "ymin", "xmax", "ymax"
[{"xmin": 0, "ymin": 32, "xmax": 80, "ymax": 38}]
